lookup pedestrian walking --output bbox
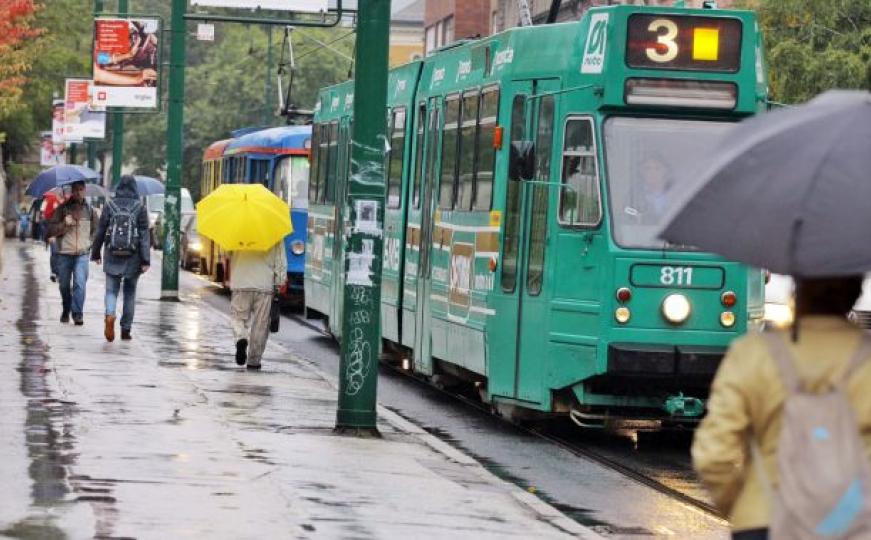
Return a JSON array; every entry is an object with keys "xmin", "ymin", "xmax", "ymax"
[
  {"xmin": 229, "ymin": 242, "xmax": 286, "ymax": 370},
  {"xmin": 42, "ymin": 191, "xmax": 63, "ymax": 282},
  {"xmin": 46, "ymin": 180, "xmax": 98, "ymax": 325},
  {"xmin": 692, "ymin": 276, "xmax": 871, "ymax": 540},
  {"xmin": 90, "ymin": 175, "xmax": 150, "ymax": 342},
  {"xmin": 17, "ymin": 205, "xmax": 29, "ymax": 241}
]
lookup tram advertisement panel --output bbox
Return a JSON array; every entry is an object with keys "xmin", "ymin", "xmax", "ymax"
[
  {"xmin": 91, "ymin": 17, "xmax": 160, "ymax": 109},
  {"xmin": 64, "ymin": 79, "xmax": 106, "ymax": 142},
  {"xmin": 625, "ymin": 14, "xmax": 742, "ymax": 72}
]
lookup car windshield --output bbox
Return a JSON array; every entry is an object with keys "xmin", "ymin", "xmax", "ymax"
[{"xmin": 604, "ymin": 117, "xmax": 733, "ymax": 249}]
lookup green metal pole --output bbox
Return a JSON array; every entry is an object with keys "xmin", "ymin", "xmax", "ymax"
[
  {"xmin": 91, "ymin": 1, "xmax": 103, "ymax": 178},
  {"xmin": 110, "ymin": 0, "xmax": 127, "ymax": 187},
  {"xmin": 160, "ymin": 0, "xmax": 186, "ymax": 300},
  {"xmin": 335, "ymin": 0, "xmax": 391, "ymax": 435},
  {"xmin": 263, "ymin": 25, "xmax": 273, "ymax": 125}
]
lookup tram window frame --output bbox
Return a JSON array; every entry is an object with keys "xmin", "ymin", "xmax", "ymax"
[
  {"xmin": 457, "ymin": 89, "xmax": 479, "ymax": 212},
  {"xmin": 558, "ymin": 116, "xmax": 602, "ymax": 227},
  {"xmin": 324, "ymin": 121, "xmax": 339, "ymax": 204},
  {"xmin": 412, "ymin": 102, "xmax": 425, "ymax": 209},
  {"xmin": 501, "ymin": 93, "xmax": 527, "ymax": 294},
  {"xmin": 526, "ymin": 94, "xmax": 555, "ymax": 297},
  {"xmin": 386, "ymin": 107, "xmax": 407, "ymax": 209},
  {"xmin": 474, "ymin": 85, "xmax": 499, "ymax": 212},
  {"xmin": 439, "ymin": 94, "xmax": 461, "ymax": 210},
  {"xmin": 309, "ymin": 124, "xmax": 320, "ymax": 203}
]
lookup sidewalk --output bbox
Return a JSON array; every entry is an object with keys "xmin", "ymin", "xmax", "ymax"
[{"xmin": 0, "ymin": 242, "xmax": 601, "ymax": 539}]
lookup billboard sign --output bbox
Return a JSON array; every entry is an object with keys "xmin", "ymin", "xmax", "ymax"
[
  {"xmin": 51, "ymin": 99, "xmax": 66, "ymax": 145},
  {"xmin": 41, "ymin": 131, "xmax": 65, "ymax": 166},
  {"xmin": 189, "ymin": 0, "xmax": 328, "ymax": 11},
  {"xmin": 92, "ymin": 17, "xmax": 160, "ymax": 109},
  {"xmin": 64, "ymin": 79, "xmax": 106, "ymax": 141}
]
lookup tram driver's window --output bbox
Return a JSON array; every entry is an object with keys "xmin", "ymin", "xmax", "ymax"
[{"xmin": 559, "ymin": 119, "xmax": 600, "ymax": 226}]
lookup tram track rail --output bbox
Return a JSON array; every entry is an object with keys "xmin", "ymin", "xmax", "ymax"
[{"xmin": 286, "ymin": 311, "xmax": 727, "ymax": 524}]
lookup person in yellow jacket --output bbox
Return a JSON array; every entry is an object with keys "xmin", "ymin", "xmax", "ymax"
[{"xmin": 692, "ymin": 276, "xmax": 871, "ymax": 540}]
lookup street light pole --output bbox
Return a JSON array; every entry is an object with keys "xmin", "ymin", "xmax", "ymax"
[
  {"xmin": 92, "ymin": 0, "xmax": 104, "ymax": 174},
  {"xmin": 160, "ymin": 0, "xmax": 186, "ymax": 300},
  {"xmin": 335, "ymin": 0, "xmax": 391, "ymax": 436},
  {"xmin": 110, "ymin": 0, "xmax": 127, "ymax": 187}
]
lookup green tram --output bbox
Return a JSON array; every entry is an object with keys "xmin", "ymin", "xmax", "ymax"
[{"xmin": 306, "ymin": 4, "xmax": 767, "ymax": 426}]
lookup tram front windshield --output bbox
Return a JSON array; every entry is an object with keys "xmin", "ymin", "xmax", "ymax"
[
  {"xmin": 604, "ymin": 117, "xmax": 732, "ymax": 249},
  {"xmin": 273, "ymin": 156, "xmax": 310, "ymax": 210}
]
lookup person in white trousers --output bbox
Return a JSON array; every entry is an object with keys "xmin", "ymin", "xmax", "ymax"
[{"xmin": 229, "ymin": 241, "xmax": 286, "ymax": 370}]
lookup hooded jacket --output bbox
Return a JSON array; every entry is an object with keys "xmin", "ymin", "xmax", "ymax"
[{"xmin": 90, "ymin": 175, "xmax": 151, "ymax": 278}]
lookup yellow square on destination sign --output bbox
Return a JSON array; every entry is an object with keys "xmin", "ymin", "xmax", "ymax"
[{"xmin": 693, "ymin": 27, "xmax": 720, "ymax": 61}]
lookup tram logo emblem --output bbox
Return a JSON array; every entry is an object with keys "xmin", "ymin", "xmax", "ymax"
[
  {"xmin": 456, "ymin": 60, "xmax": 472, "ymax": 81},
  {"xmin": 581, "ymin": 13, "xmax": 609, "ymax": 74},
  {"xmin": 493, "ymin": 47, "xmax": 514, "ymax": 70}
]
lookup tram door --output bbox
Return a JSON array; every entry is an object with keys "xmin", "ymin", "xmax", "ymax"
[
  {"xmin": 330, "ymin": 120, "xmax": 351, "ymax": 338},
  {"xmin": 413, "ymin": 97, "xmax": 443, "ymax": 374},
  {"xmin": 492, "ymin": 79, "xmax": 559, "ymax": 404}
]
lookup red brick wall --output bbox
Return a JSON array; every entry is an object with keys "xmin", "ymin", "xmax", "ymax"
[{"xmin": 425, "ymin": 0, "xmax": 490, "ymax": 41}]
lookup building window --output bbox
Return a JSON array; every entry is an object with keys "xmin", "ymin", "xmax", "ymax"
[{"xmin": 425, "ymin": 15, "xmax": 456, "ymax": 55}]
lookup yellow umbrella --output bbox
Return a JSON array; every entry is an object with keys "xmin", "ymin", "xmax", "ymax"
[{"xmin": 196, "ymin": 184, "xmax": 292, "ymax": 251}]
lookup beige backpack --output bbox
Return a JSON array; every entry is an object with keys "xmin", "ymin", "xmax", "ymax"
[{"xmin": 754, "ymin": 333, "xmax": 871, "ymax": 539}]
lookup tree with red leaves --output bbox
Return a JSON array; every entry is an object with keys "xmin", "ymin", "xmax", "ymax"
[{"xmin": 0, "ymin": 0, "xmax": 42, "ymax": 118}]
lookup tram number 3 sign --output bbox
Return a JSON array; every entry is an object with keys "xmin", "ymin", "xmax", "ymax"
[{"xmin": 660, "ymin": 266, "xmax": 693, "ymax": 286}]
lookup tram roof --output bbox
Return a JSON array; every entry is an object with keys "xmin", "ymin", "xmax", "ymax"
[
  {"xmin": 225, "ymin": 125, "xmax": 312, "ymax": 156},
  {"xmin": 204, "ymin": 139, "xmax": 232, "ymax": 161},
  {"xmin": 314, "ymin": 4, "xmax": 763, "ymax": 120}
]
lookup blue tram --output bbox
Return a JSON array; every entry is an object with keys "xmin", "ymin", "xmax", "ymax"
[{"xmin": 201, "ymin": 125, "xmax": 312, "ymax": 301}]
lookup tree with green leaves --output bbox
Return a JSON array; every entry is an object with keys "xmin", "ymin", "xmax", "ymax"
[{"xmin": 740, "ymin": 0, "xmax": 870, "ymax": 103}]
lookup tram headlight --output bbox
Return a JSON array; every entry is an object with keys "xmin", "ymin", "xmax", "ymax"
[
  {"xmin": 615, "ymin": 307, "xmax": 631, "ymax": 324},
  {"xmin": 290, "ymin": 240, "xmax": 305, "ymax": 256},
  {"xmin": 720, "ymin": 311, "xmax": 736, "ymax": 328},
  {"xmin": 662, "ymin": 294, "xmax": 691, "ymax": 324}
]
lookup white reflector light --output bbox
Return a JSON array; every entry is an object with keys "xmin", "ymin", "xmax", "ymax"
[
  {"xmin": 625, "ymin": 78, "xmax": 737, "ymax": 109},
  {"xmin": 662, "ymin": 294, "xmax": 692, "ymax": 324}
]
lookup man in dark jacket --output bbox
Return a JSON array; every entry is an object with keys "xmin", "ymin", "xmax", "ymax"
[
  {"xmin": 90, "ymin": 175, "xmax": 150, "ymax": 341},
  {"xmin": 47, "ymin": 180, "xmax": 99, "ymax": 324}
]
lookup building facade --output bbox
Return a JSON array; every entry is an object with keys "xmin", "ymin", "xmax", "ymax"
[{"xmin": 424, "ymin": 0, "xmax": 491, "ymax": 55}]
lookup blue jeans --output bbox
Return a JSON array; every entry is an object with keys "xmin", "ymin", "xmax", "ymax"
[
  {"xmin": 105, "ymin": 274, "xmax": 139, "ymax": 330},
  {"xmin": 56, "ymin": 254, "xmax": 89, "ymax": 317}
]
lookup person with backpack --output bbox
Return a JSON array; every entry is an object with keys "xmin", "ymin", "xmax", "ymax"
[
  {"xmin": 47, "ymin": 180, "xmax": 99, "ymax": 325},
  {"xmin": 692, "ymin": 276, "xmax": 871, "ymax": 540},
  {"xmin": 90, "ymin": 175, "xmax": 150, "ymax": 342}
]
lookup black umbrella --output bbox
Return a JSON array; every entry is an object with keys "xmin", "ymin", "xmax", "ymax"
[{"xmin": 660, "ymin": 90, "xmax": 871, "ymax": 277}]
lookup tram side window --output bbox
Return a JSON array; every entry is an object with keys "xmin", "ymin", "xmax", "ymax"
[
  {"xmin": 559, "ymin": 118, "xmax": 600, "ymax": 226},
  {"xmin": 317, "ymin": 124, "xmax": 329, "ymax": 203},
  {"xmin": 474, "ymin": 88, "xmax": 499, "ymax": 211},
  {"xmin": 439, "ymin": 95, "xmax": 460, "ymax": 210},
  {"xmin": 252, "ymin": 159, "xmax": 269, "ymax": 187},
  {"xmin": 325, "ymin": 122, "xmax": 338, "ymax": 203},
  {"xmin": 527, "ymin": 95, "xmax": 555, "ymax": 296},
  {"xmin": 387, "ymin": 108, "xmax": 407, "ymax": 209},
  {"xmin": 412, "ymin": 102, "xmax": 425, "ymax": 209},
  {"xmin": 457, "ymin": 91, "xmax": 479, "ymax": 211},
  {"xmin": 501, "ymin": 94, "xmax": 527, "ymax": 293},
  {"xmin": 309, "ymin": 124, "xmax": 321, "ymax": 203}
]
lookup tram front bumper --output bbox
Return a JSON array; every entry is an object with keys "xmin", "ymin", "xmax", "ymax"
[{"xmin": 607, "ymin": 343, "xmax": 725, "ymax": 377}]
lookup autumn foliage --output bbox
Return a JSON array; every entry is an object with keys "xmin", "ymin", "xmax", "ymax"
[{"xmin": 0, "ymin": 0, "xmax": 42, "ymax": 117}]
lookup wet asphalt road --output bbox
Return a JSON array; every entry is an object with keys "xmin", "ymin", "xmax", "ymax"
[{"xmin": 179, "ymin": 264, "xmax": 729, "ymax": 539}]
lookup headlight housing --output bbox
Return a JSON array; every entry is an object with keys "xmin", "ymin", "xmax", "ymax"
[
  {"xmin": 662, "ymin": 294, "xmax": 691, "ymax": 324},
  {"xmin": 190, "ymin": 241, "xmax": 202, "ymax": 252},
  {"xmin": 290, "ymin": 240, "xmax": 305, "ymax": 255}
]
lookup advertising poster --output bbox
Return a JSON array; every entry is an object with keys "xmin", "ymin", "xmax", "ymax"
[
  {"xmin": 92, "ymin": 17, "xmax": 160, "ymax": 109},
  {"xmin": 64, "ymin": 78, "xmax": 106, "ymax": 141},
  {"xmin": 40, "ymin": 131, "xmax": 65, "ymax": 166},
  {"xmin": 189, "ymin": 0, "xmax": 328, "ymax": 11},
  {"xmin": 51, "ymin": 99, "xmax": 66, "ymax": 145}
]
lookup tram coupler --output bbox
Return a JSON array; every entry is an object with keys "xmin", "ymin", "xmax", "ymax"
[{"xmin": 663, "ymin": 393, "xmax": 704, "ymax": 418}]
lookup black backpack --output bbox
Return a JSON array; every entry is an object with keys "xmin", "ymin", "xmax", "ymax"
[{"xmin": 105, "ymin": 200, "xmax": 142, "ymax": 257}]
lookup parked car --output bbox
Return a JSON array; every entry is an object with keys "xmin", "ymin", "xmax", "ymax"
[
  {"xmin": 180, "ymin": 215, "xmax": 202, "ymax": 271},
  {"xmin": 146, "ymin": 188, "xmax": 194, "ymax": 249}
]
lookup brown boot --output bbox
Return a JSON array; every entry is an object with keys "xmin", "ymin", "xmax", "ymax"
[{"xmin": 104, "ymin": 315, "xmax": 116, "ymax": 342}]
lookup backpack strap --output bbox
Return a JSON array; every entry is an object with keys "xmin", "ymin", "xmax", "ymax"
[
  {"xmin": 763, "ymin": 332, "xmax": 804, "ymax": 394},
  {"xmin": 835, "ymin": 333, "xmax": 871, "ymax": 390}
]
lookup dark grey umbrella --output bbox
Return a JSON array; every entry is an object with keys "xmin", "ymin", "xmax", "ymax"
[{"xmin": 660, "ymin": 90, "xmax": 871, "ymax": 277}]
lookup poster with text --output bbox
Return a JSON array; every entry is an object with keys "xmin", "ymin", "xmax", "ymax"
[
  {"xmin": 40, "ymin": 132, "xmax": 65, "ymax": 166},
  {"xmin": 51, "ymin": 99, "xmax": 66, "ymax": 145},
  {"xmin": 92, "ymin": 17, "xmax": 160, "ymax": 109},
  {"xmin": 64, "ymin": 79, "xmax": 106, "ymax": 141}
]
